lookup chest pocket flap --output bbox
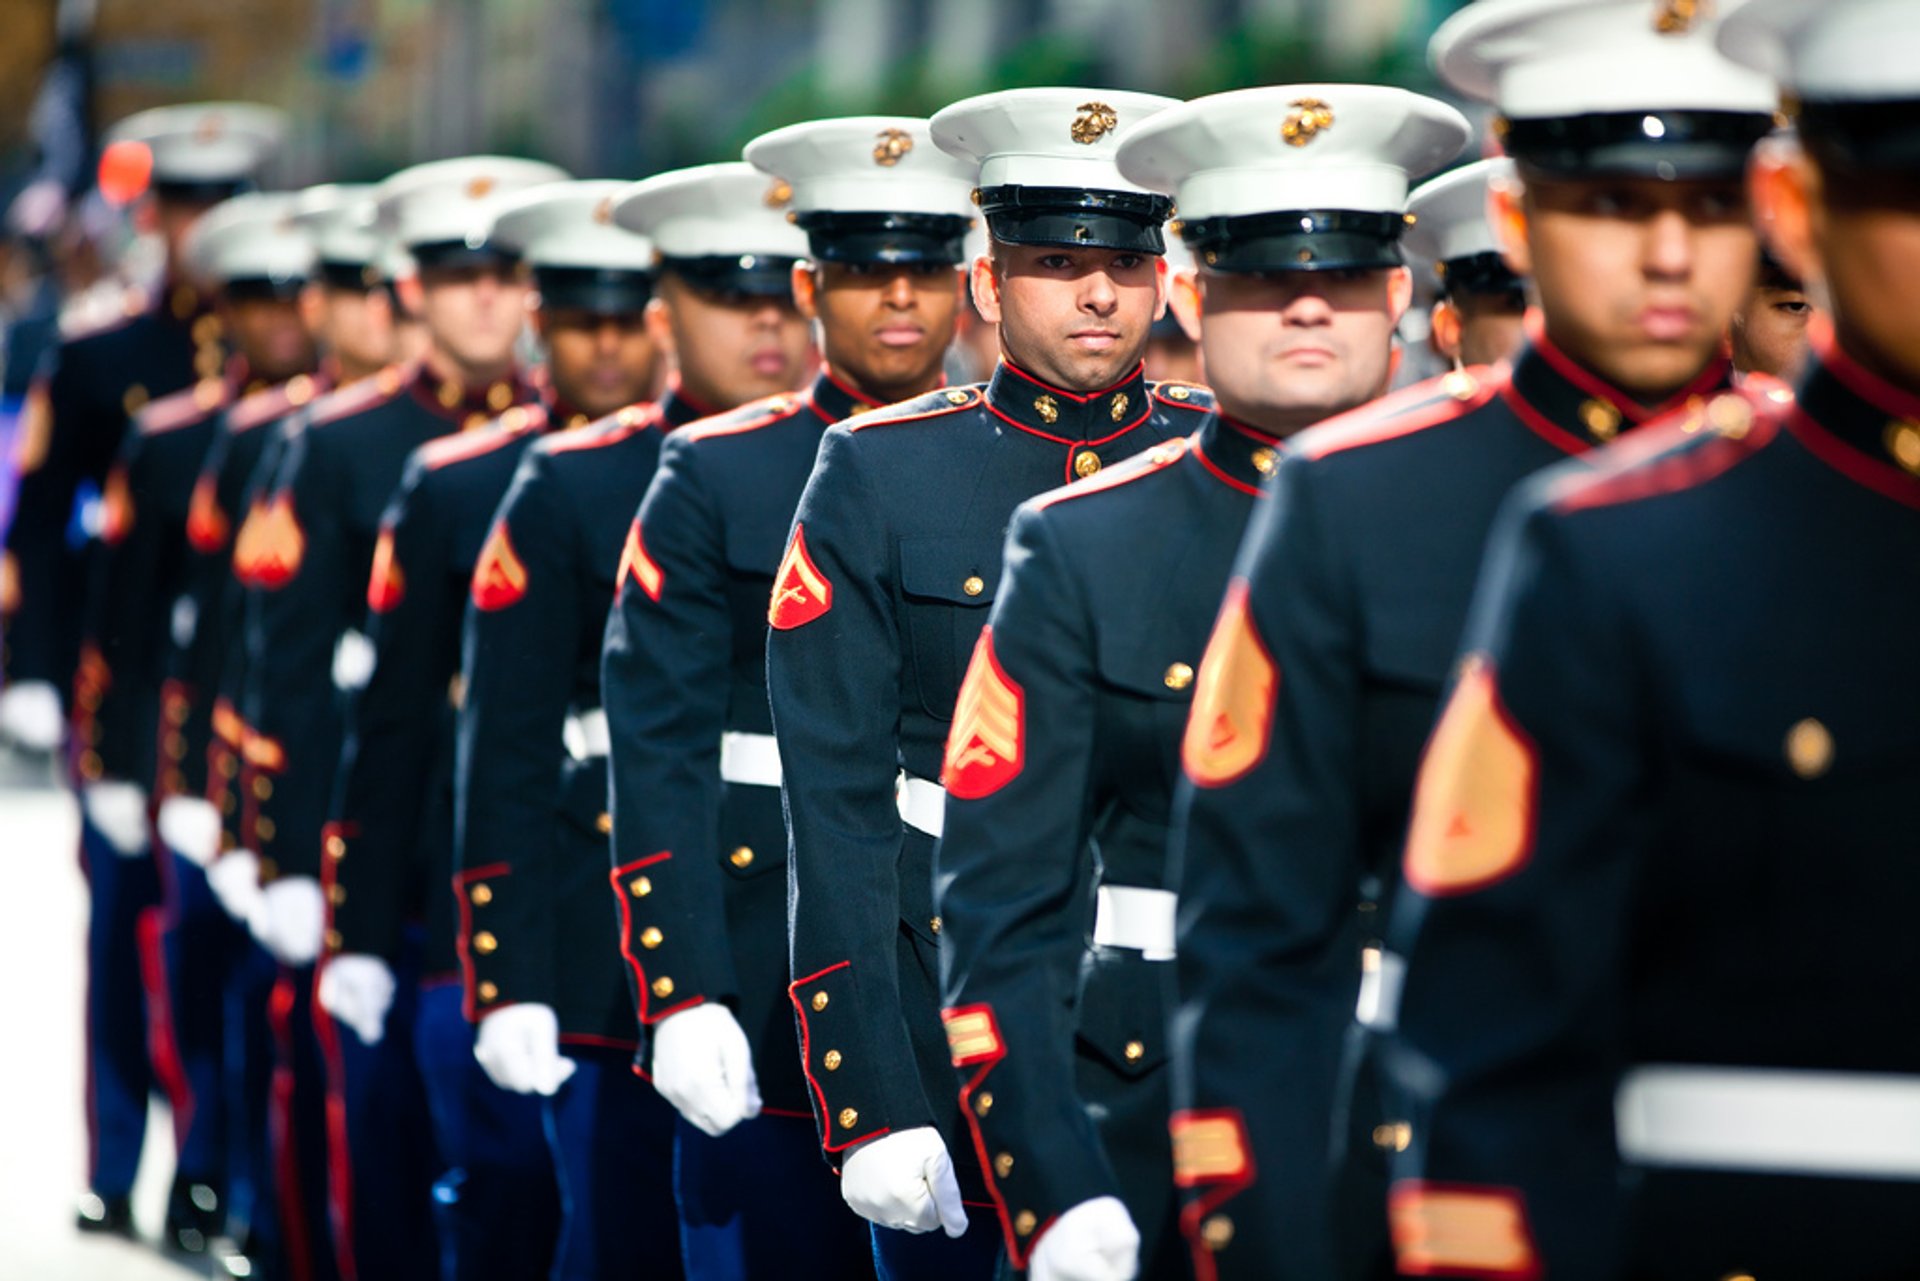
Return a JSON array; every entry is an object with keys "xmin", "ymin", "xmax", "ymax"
[{"xmin": 898, "ymin": 537, "xmax": 1004, "ymax": 719}]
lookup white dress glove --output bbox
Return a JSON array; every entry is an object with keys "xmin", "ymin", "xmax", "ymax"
[
  {"xmin": 82, "ymin": 781, "xmax": 150, "ymax": 856},
  {"xmin": 156, "ymin": 796, "xmax": 221, "ymax": 868},
  {"xmin": 651, "ymin": 1004, "xmax": 762, "ymax": 1137},
  {"xmin": 474, "ymin": 1004, "xmax": 577, "ymax": 1096},
  {"xmin": 1029, "ymin": 1196, "xmax": 1140, "ymax": 1281},
  {"xmin": 840, "ymin": 1126, "xmax": 969, "ymax": 1237},
  {"xmin": 0, "ymin": 680, "xmax": 63, "ymax": 752},
  {"xmin": 317, "ymin": 953, "xmax": 396, "ymax": 1046},
  {"xmin": 253, "ymin": 875, "xmax": 325, "ymax": 966},
  {"xmin": 207, "ymin": 849, "xmax": 266, "ymax": 931}
]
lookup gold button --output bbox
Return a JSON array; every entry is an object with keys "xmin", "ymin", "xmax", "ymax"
[
  {"xmin": 929, "ymin": 916, "xmax": 942, "ymax": 934},
  {"xmin": 478, "ymin": 981, "xmax": 499, "ymax": 1002},
  {"xmin": 730, "ymin": 846, "xmax": 754, "ymax": 868},
  {"xmin": 974, "ymin": 1091, "xmax": 993, "ymax": 1117},
  {"xmin": 487, "ymin": 382, "xmax": 513, "ymax": 412},
  {"xmin": 220, "ymin": 756, "xmax": 238, "ymax": 778},
  {"xmin": 630, "ymin": 876, "xmax": 653, "ymax": 897},
  {"xmin": 221, "ymin": 794, "xmax": 237, "ymax": 815},
  {"xmin": 652, "ymin": 976, "xmax": 675, "ymax": 998},
  {"xmin": 994, "ymin": 1151, "xmax": 1014, "ymax": 1178},
  {"xmin": 812, "ymin": 991, "xmax": 830, "ymax": 1012},
  {"xmin": 824, "ymin": 1049, "xmax": 842, "ymax": 1071},
  {"xmin": 1442, "ymin": 369, "xmax": 1479, "ymax": 401},
  {"xmin": 328, "ymin": 883, "xmax": 346, "ymax": 907},
  {"xmin": 1885, "ymin": 420, "xmax": 1920, "ymax": 475},
  {"xmin": 837, "ymin": 1107, "xmax": 859, "ymax": 1130},
  {"xmin": 1013, "ymin": 1210, "xmax": 1037, "ymax": 1237},
  {"xmin": 79, "ymin": 751, "xmax": 103, "ymax": 780},
  {"xmin": 1200, "ymin": 1214, "xmax": 1234, "ymax": 1251},
  {"xmin": 324, "ymin": 928, "xmax": 343, "ymax": 951},
  {"xmin": 257, "ymin": 818, "xmax": 276, "ymax": 841},
  {"xmin": 1578, "ymin": 397, "xmax": 1621, "ymax": 443},
  {"xmin": 1720, "ymin": 1274, "xmax": 1756, "ymax": 1281},
  {"xmin": 1033, "ymin": 394, "xmax": 1059, "ymax": 425},
  {"xmin": 1073, "ymin": 450, "xmax": 1102, "ymax": 479},
  {"xmin": 641, "ymin": 927, "xmax": 663, "ymax": 949},
  {"xmin": 470, "ymin": 884, "xmax": 492, "ymax": 906},
  {"xmin": 1163, "ymin": 662, "xmax": 1194, "ymax": 691},
  {"xmin": 1123, "ymin": 1040, "xmax": 1145, "ymax": 1062},
  {"xmin": 1373, "ymin": 1121, "xmax": 1411, "ymax": 1152},
  {"xmin": 946, "ymin": 390, "xmax": 970, "ymax": 406},
  {"xmin": 596, "ymin": 812, "xmax": 612, "ymax": 835},
  {"xmin": 326, "ymin": 834, "xmax": 346, "ymax": 860},
  {"xmin": 259, "ymin": 858, "xmax": 278, "ymax": 880},
  {"xmin": 252, "ymin": 776, "xmax": 273, "ymax": 800},
  {"xmin": 473, "ymin": 931, "xmax": 497, "ymax": 954},
  {"xmin": 1167, "ymin": 385, "xmax": 1191, "ymax": 401},
  {"xmin": 1251, "ymin": 446, "xmax": 1277, "ymax": 476},
  {"xmin": 962, "ymin": 575, "xmax": 984, "ymax": 597},
  {"xmin": 1785, "ymin": 718, "xmax": 1834, "ymax": 779},
  {"xmin": 463, "ymin": 413, "xmax": 489, "ymax": 432},
  {"xmin": 437, "ymin": 379, "xmax": 463, "ymax": 409}
]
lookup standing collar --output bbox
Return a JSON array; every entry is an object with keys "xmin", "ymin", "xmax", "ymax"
[
  {"xmin": 1504, "ymin": 310, "xmax": 1731, "ymax": 455},
  {"xmin": 1191, "ymin": 413, "xmax": 1282, "ymax": 496},
  {"xmin": 1783, "ymin": 318, "xmax": 1920, "ymax": 510},
  {"xmin": 658, "ymin": 383, "xmax": 707, "ymax": 430},
  {"xmin": 807, "ymin": 365, "xmax": 897, "ymax": 426},
  {"xmin": 409, "ymin": 359, "xmax": 540, "ymax": 430},
  {"xmin": 985, "ymin": 359, "xmax": 1152, "ymax": 445}
]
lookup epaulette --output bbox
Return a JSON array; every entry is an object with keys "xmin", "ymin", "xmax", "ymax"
[
  {"xmin": 1029, "ymin": 437, "xmax": 1191, "ymax": 512},
  {"xmin": 1548, "ymin": 386, "xmax": 1783, "ymax": 516},
  {"xmin": 416, "ymin": 416, "xmax": 536, "ymax": 473},
  {"xmin": 682, "ymin": 391, "xmax": 807, "ymax": 443},
  {"xmin": 230, "ymin": 373, "xmax": 324, "ymax": 434},
  {"xmin": 1293, "ymin": 367, "xmax": 1499, "ymax": 462},
  {"xmin": 58, "ymin": 282, "xmax": 147, "ymax": 341},
  {"xmin": 845, "ymin": 384, "xmax": 983, "ymax": 432},
  {"xmin": 307, "ymin": 363, "xmax": 409, "ymax": 428},
  {"xmin": 1150, "ymin": 381, "xmax": 1213, "ymax": 413},
  {"xmin": 137, "ymin": 378, "xmax": 229, "ymax": 435},
  {"xmin": 541, "ymin": 401, "xmax": 661, "ymax": 455}
]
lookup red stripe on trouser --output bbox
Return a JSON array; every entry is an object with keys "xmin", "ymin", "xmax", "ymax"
[
  {"xmin": 134, "ymin": 904, "xmax": 195, "ymax": 1152},
  {"xmin": 312, "ymin": 971, "xmax": 358, "ymax": 1281},
  {"xmin": 269, "ymin": 971, "xmax": 314, "ymax": 1281}
]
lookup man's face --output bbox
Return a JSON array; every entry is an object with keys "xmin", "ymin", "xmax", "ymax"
[
  {"xmin": 537, "ymin": 308, "xmax": 661, "ymax": 421},
  {"xmin": 1729, "ymin": 283, "xmax": 1814, "ymax": 380},
  {"xmin": 308, "ymin": 284, "xmax": 398, "ymax": 375},
  {"xmin": 1785, "ymin": 158, "xmax": 1920, "ymax": 391},
  {"xmin": 225, "ymin": 295, "xmax": 316, "ymax": 383},
  {"xmin": 1437, "ymin": 292, "xmax": 1530, "ymax": 368},
  {"xmin": 1506, "ymin": 171, "xmax": 1757, "ymax": 401},
  {"xmin": 1196, "ymin": 266, "xmax": 1407, "ymax": 433},
  {"xmin": 415, "ymin": 261, "xmax": 532, "ymax": 373},
  {"xmin": 798, "ymin": 261, "xmax": 964, "ymax": 403},
  {"xmin": 973, "ymin": 243, "xmax": 1164, "ymax": 393},
  {"xmin": 151, "ymin": 195, "xmax": 223, "ymax": 271},
  {"xmin": 655, "ymin": 274, "xmax": 816, "ymax": 413}
]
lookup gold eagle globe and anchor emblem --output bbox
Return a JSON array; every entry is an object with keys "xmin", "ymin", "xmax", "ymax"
[
  {"xmin": 764, "ymin": 178, "xmax": 793, "ymax": 208},
  {"xmin": 1071, "ymin": 102, "xmax": 1119, "ymax": 145},
  {"xmin": 1653, "ymin": 0, "xmax": 1706, "ymax": 35},
  {"xmin": 1281, "ymin": 98, "xmax": 1336, "ymax": 147},
  {"xmin": 873, "ymin": 128, "xmax": 914, "ymax": 167}
]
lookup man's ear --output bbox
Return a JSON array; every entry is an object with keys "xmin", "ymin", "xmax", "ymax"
[
  {"xmin": 1490, "ymin": 170, "xmax": 1533, "ymax": 280},
  {"xmin": 395, "ymin": 272, "xmax": 425, "ymax": 318},
  {"xmin": 791, "ymin": 260, "xmax": 821, "ymax": 322},
  {"xmin": 1750, "ymin": 135, "xmax": 1822, "ymax": 291},
  {"xmin": 1429, "ymin": 299, "xmax": 1463, "ymax": 362},
  {"xmin": 1151, "ymin": 253, "xmax": 1170, "ymax": 321},
  {"xmin": 1385, "ymin": 264, "xmax": 1415, "ymax": 324},
  {"xmin": 970, "ymin": 252, "xmax": 1003, "ymax": 325},
  {"xmin": 298, "ymin": 283, "xmax": 326, "ymax": 336},
  {"xmin": 1170, "ymin": 269, "xmax": 1203, "ymax": 343},
  {"xmin": 642, "ymin": 294, "xmax": 676, "ymax": 363}
]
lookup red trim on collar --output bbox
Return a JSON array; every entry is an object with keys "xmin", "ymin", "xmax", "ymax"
[
  {"xmin": 997, "ymin": 357, "xmax": 1144, "ymax": 405},
  {"xmin": 1526, "ymin": 311, "xmax": 1730, "ymax": 424},
  {"xmin": 983, "ymin": 398, "xmax": 1152, "ymax": 446},
  {"xmin": 1192, "ymin": 437, "xmax": 1262, "ymax": 496},
  {"xmin": 1810, "ymin": 316, "xmax": 1920, "ymax": 423},
  {"xmin": 819, "ymin": 363, "xmax": 892, "ymax": 412},
  {"xmin": 1498, "ymin": 383, "xmax": 1595, "ymax": 457},
  {"xmin": 1784, "ymin": 404, "xmax": 1920, "ymax": 510}
]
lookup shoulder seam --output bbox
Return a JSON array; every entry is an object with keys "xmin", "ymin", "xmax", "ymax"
[
  {"xmin": 847, "ymin": 387, "xmax": 982, "ymax": 432},
  {"xmin": 1295, "ymin": 370, "xmax": 1498, "ymax": 462},
  {"xmin": 1029, "ymin": 437, "xmax": 1191, "ymax": 511},
  {"xmin": 681, "ymin": 392, "xmax": 807, "ymax": 443}
]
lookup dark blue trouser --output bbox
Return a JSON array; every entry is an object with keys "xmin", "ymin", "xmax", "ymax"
[
  {"xmin": 542, "ymin": 1044, "xmax": 682, "ymax": 1281},
  {"xmin": 316, "ymin": 936, "xmax": 439, "ymax": 1281},
  {"xmin": 159, "ymin": 847, "xmax": 247, "ymax": 1188},
  {"xmin": 872, "ymin": 1210, "xmax": 1006, "ymax": 1281},
  {"xmin": 225, "ymin": 937, "xmax": 280, "ymax": 1261},
  {"xmin": 674, "ymin": 1111, "xmax": 875, "ymax": 1279},
  {"xmin": 79, "ymin": 808, "xmax": 171, "ymax": 1198},
  {"xmin": 413, "ymin": 979, "xmax": 560, "ymax": 1281},
  {"xmin": 269, "ymin": 963, "xmax": 340, "ymax": 1281}
]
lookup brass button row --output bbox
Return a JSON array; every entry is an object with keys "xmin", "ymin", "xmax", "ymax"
[
  {"xmin": 470, "ymin": 883, "xmax": 492, "ymax": 906},
  {"xmin": 730, "ymin": 846, "xmax": 754, "ymax": 868},
  {"xmin": 473, "ymin": 931, "xmax": 497, "ymax": 955}
]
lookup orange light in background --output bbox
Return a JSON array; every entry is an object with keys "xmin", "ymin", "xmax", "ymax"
[{"xmin": 98, "ymin": 140, "xmax": 154, "ymax": 206}]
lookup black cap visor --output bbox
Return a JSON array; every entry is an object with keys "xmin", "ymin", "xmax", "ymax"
[
  {"xmin": 796, "ymin": 211, "xmax": 971, "ymax": 265},
  {"xmin": 1183, "ymin": 210, "xmax": 1407, "ymax": 274},
  {"xmin": 1797, "ymin": 98, "xmax": 1920, "ymax": 180},
  {"xmin": 409, "ymin": 240, "xmax": 523, "ymax": 274},
  {"xmin": 661, "ymin": 254, "xmax": 804, "ymax": 298},
  {"xmin": 1501, "ymin": 110, "xmax": 1774, "ymax": 180},
  {"xmin": 533, "ymin": 265, "xmax": 654, "ymax": 314},
  {"xmin": 222, "ymin": 274, "xmax": 309, "ymax": 303},
  {"xmin": 980, "ymin": 185, "xmax": 1170, "ymax": 254},
  {"xmin": 1437, "ymin": 251, "xmax": 1527, "ymax": 302}
]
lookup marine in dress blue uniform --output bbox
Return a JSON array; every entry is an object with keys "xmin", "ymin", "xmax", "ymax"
[
  {"xmin": 765, "ymin": 86, "xmax": 1198, "ymax": 1281},
  {"xmin": 236, "ymin": 156, "xmax": 565, "ymax": 1281},
  {"xmin": 931, "ymin": 84, "xmax": 1468, "ymax": 1281},
  {"xmin": 1385, "ymin": 3, "xmax": 1920, "ymax": 1277},
  {"xmin": 1402, "ymin": 159, "xmax": 1530, "ymax": 373},
  {"xmin": 456, "ymin": 162, "xmax": 809, "ymax": 1281},
  {"xmin": 1166, "ymin": 8, "xmax": 1776, "ymax": 1275},
  {"xmin": 601, "ymin": 116, "xmax": 978, "ymax": 1278}
]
